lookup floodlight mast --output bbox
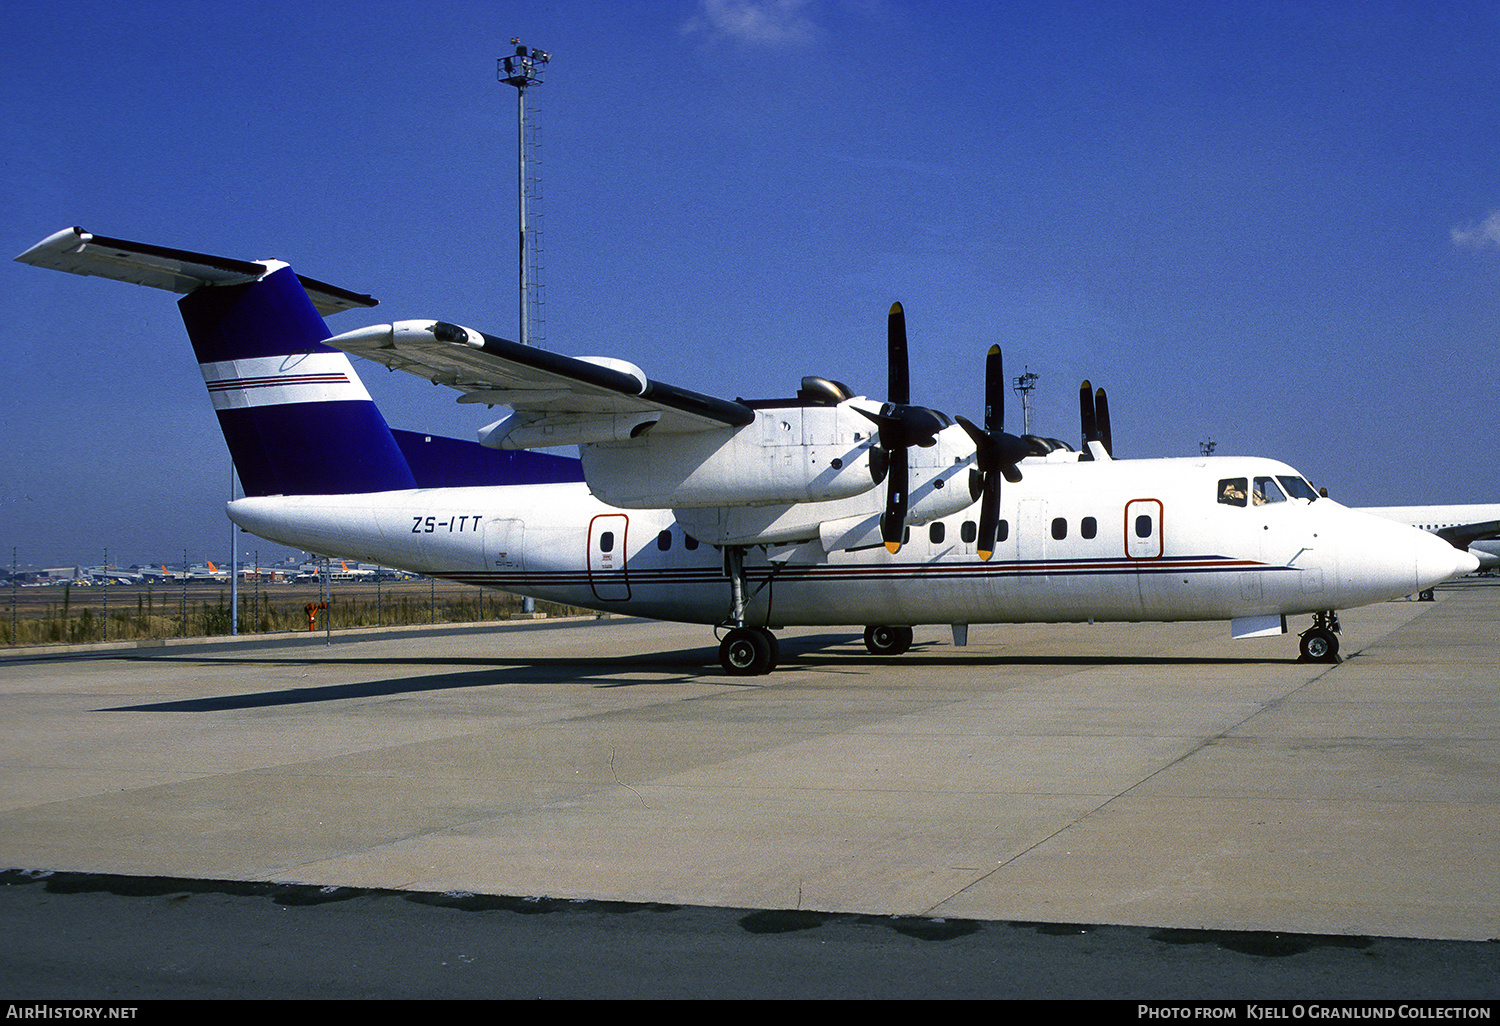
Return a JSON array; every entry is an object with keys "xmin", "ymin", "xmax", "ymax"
[
  {"xmin": 499, "ymin": 39, "xmax": 549, "ymax": 347},
  {"xmin": 1013, "ymin": 367, "xmax": 1039, "ymax": 436}
]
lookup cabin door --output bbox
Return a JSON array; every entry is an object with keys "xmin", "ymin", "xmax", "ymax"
[
  {"xmin": 588, "ymin": 513, "xmax": 631, "ymax": 602},
  {"xmin": 1125, "ymin": 499, "xmax": 1164, "ymax": 560}
]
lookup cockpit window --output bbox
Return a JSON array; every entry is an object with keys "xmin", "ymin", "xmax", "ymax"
[
  {"xmin": 1277, "ymin": 475, "xmax": 1318, "ymax": 502},
  {"xmin": 1218, "ymin": 478, "xmax": 1248, "ymax": 507},
  {"xmin": 1253, "ymin": 476, "xmax": 1287, "ymax": 505}
]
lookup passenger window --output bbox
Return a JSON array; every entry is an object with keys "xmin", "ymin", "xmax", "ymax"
[
  {"xmin": 599, "ymin": 531, "xmax": 615, "ymax": 553},
  {"xmin": 960, "ymin": 520, "xmax": 977, "ymax": 544},
  {"xmin": 997, "ymin": 520, "xmax": 1009, "ymax": 542},
  {"xmin": 1253, "ymin": 477, "xmax": 1287, "ymax": 505},
  {"xmin": 1081, "ymin": 516, "xmax": 1097, "ymax": 539},
  {"xmin": 1218, "ymin": 478, "xmax": 1248, "ymax": 507},
  {"xmin": 684, "ymin": 534, "xmax": 699, "ymax": 551},
  {"xmin": 657, "ymin": 530, "xmax": 672, "ymax": 551},
  {"xmin": 1135, "ymin": 515, "xmax": 1153, "ymax": 538},
  {"xmin": 929, "ymin": 522, "xmax": 945, "ymax": 544},
  {"xmin": 1051, "ymin": 517, "xmax": 1067, "ymax": 540}
]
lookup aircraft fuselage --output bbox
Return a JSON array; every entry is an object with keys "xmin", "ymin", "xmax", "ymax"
[{"xmin": 228, "ymin": 454, "xmax": 1469, "ymax": 632}]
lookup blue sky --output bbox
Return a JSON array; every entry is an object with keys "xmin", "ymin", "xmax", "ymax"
[{"xmin": 4, "ymin": 0, "xmax": 1498, "ymax": 568}]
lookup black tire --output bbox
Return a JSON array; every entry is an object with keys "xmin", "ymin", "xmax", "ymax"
[
  {"xmin": 1299, "ymin": 627, "xmax": 1340, "ymax": 662},
  {"xmin": 720, "ymin": 627, "xmax": 775, "ymax": 676},
  {"xmin": 863, "ymin": 624, "xmax": 913, "ymax": 656}
]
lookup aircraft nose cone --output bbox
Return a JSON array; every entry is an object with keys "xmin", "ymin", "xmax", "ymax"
[{"xmin": 1414, "ymin": 529, "xmax": 1481, "ymax": 590}]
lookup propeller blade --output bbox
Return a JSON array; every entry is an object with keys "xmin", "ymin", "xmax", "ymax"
[
  {"xmin": 1094, "ymin": 387, "xmax": 1113, "ymax": 457},
  {"xmin": 1086, "ymin": 378, "xmax": 1098, "ymax": 447},
  {"xmin": 888, "ymin": 302, "xmax": 909, "ymax": 406},
  {"xmin": 975, "ymin": 472, "xmax": 1001, "ymax": 560},
  {"xmin": 882, "ymin": 447, "xmax": 908, "ymax": 553},
  {"xmin": 984, "ymin": 344, "xmax": 1004, "ymax": 432},
  {"xmin": 957, "ymin": 341, "xmax": 1031, "ymax": 563}
]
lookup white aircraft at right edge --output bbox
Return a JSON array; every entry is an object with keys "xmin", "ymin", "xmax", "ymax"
[{"xmin": 15, "ymin": 227, "xmax": 1480, "ymax": 672}]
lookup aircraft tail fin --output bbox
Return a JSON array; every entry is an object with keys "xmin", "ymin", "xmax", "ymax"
[
  {"xmin": 18, "ymin": 228, "xmax": 415, "ymax": 496},
  {"xmin": 17, "ymin": 227, "xmax": 585, "ymax": 495},
  {"xmin": 177, "ymin": 266, "xmax": 418, "ymax": 496}
]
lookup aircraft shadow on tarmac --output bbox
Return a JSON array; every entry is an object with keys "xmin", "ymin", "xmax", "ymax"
[{"xmin": 100, "ymin": 633, "xmax": 1293, "ymax": 713}]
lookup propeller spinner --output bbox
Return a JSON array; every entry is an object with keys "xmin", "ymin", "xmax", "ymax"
[{"xmin": 954, "ymin": 344, "xmax": 1031, "ymax": 561}]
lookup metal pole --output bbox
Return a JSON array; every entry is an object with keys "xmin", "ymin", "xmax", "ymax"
[
  {"xmin": 230, "ymin": 463, "xmax": 238, "ymax": 636},
  {"xmin": 518, "ymin": 80, "xmax": 528, "ymax": 348}
]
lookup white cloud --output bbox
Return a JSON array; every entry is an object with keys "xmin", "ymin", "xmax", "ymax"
[
  {"xmin": 1451, "ymin": 210, "xmax": 1500, "ymax": 249},
  {"xmin": 682, "ymin": 0, "xmax": 821, "ymax": 48}
]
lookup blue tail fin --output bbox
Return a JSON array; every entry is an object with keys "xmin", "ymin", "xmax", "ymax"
[
  {"xmin": 178, "ymin": 266, "xmax": 420, "ymax": 497},
  {"xmin": 17, "ymin": 227, "xmax": 585, "ymax": 494}
]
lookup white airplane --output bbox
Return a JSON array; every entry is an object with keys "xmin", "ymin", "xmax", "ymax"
[
  {"xmin": 1357, "ymin": 504, "xmax": 1500, "ymax": 572},
  {"xmin": 16, "ymin": 227, "xmax": 1478, "ymax": 671}
]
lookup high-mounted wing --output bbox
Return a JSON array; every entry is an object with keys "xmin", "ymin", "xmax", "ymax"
[
  {"xmin": 324, "ymin": 320, "xmax": 754, "ymax": 449},
  {"xmin": 14, "ymin": 227, "xmax": 377, "ymax": 317}
]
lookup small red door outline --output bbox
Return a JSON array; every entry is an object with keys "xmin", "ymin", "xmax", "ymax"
[{"xmin": 588, "ymin": 513, "xmax": 631, "ymax": 602}]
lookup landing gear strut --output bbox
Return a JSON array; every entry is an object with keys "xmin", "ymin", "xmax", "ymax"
[
  {"xmin": 717, "ymin": 545, "xmax": 779, "ymax": 676},
  {"xmin": 1298, "ymin": 611, "xmax": 1342, "ymax": 663}
]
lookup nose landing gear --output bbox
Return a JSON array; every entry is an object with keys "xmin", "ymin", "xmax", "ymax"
[{"xmin": 1298, "ymin": 611, "xmax": 1342, "ymax": 663}]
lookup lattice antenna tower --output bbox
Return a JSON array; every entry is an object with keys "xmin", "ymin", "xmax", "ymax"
[{"xmin": 499, "ymin": 39, "xmax": 550, "ymax": 348}]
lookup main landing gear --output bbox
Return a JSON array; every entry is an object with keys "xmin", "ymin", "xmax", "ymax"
[
  {"xmin": 1298, "ymin": 611, "xmax": 1342, "ymax": 663},
  {"xmin": 717, "ymin": 545, "xmax": 780, "ymax": 676},
  {"xmin": 719, "ymin": 625, "xmax": 780, "ymax": 676},
  {"xmin": 863, "ymin": 624, "xmax": 913, "ymax": 656}
]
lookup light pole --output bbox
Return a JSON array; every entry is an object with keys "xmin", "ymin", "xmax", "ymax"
[
  {"xmin": 1013, "ymin": 367, "xmax": 1039, "ymax": 436},
  {"xmin": 499, "ymin": 39, "xmax": 550, "ymax": 348}
]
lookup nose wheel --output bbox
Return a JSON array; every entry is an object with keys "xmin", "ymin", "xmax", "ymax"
[{"xmin": 1298, "ymin": 612, "xmax": 1342, "ymax": 663}]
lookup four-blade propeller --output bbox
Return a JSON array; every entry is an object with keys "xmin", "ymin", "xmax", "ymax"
[
  {"xmin": 954, "ymin": 345, "xmax": 1032, "ymax": 560},
  {"xmin": 856, "ymin": 303, "xmax": 951, "ymax": 553},
  {"xmin": 859, "ymin": 302, "xmax": 1110, "ymax": 559}
]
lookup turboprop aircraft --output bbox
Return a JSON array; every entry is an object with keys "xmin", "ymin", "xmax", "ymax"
[{"xmin": 16, "ymin": 227, "xmax": 1479, "ymax": 673}]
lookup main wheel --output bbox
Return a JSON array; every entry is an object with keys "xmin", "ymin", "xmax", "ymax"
[
  {"xmin": 863, "ymin": 624, "xmax": 913, "ymax": 656},
  {"xmin": 1299, "ymin": 627, "xmax": 1340, "ymax": 662},
  {"xmin": 720, "ymin": 627, "xmax": 776, "ymax": 676}
]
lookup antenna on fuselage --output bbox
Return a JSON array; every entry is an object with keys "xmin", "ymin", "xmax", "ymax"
[{"xmin": 499, "ymin": 39, "xmax": 550, "ymax": 348}]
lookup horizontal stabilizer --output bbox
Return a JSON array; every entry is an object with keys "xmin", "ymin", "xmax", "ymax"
[{"xmin": 14, "ymin": 227, "xmax": 376, "ymax": 317}]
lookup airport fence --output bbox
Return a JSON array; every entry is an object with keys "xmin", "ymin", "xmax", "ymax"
[{"xmin": 1, "ymin": 573, "xmax": 591, "ymax": 648}]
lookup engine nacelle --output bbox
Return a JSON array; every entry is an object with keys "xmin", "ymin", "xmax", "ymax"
[
  {"xmin": 579, "ymin": 402, "xmax": 885, "ymax": 509},
  {"xmin": 673, "ymin": 423, "xmax": 979, "ymax": 548}
]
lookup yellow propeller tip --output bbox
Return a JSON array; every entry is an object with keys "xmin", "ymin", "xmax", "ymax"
[
  {"xmin": 978, "ymin": 550, "xmax": 993, "ymax": 561},
  {"xmin": 884, "ymin": 541, "xmax": 901, "ymax": 555}
]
